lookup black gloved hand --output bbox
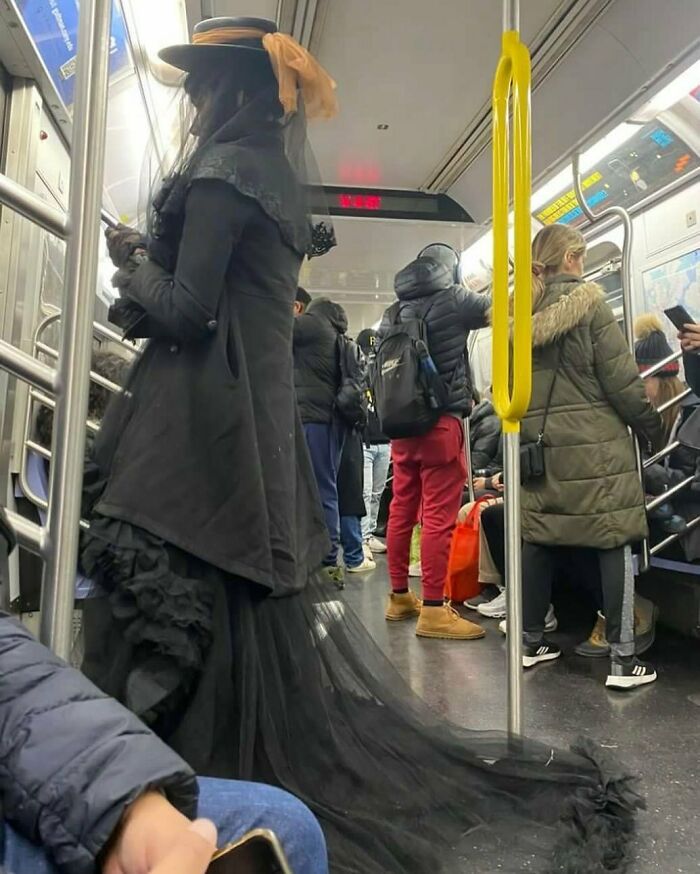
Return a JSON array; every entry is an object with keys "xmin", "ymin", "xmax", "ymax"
[
  {"xmin": 109, "ymin": 298, "xmax": 148, "ymax": 336},
  {"xmin": 106, "ymin": 224, "xmax": 148, "ymax": 269}
]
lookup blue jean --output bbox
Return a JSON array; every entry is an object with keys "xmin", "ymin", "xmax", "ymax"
[
  {"xmin": 2, "ymin": 778, "xmax": 328, "ymax": 874},
  {"xmin": 362, "ymin": 444, "xmax": 391, "ymax": 540},
  {"xmin": 304, "ymin": 421, "xmax": 345, "ymax": 565},
  {"xmin": 340, "ymin": 515, "xmax": 364, "ymax": 568}
]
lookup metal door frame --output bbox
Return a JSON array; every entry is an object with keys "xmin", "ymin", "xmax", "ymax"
[{"xmin": 0, "ymin": 1, "xmax": 114, "ymax": 659}]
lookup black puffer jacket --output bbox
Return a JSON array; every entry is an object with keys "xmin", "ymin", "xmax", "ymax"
[
  {"xmin": 0, "ymin": 614, "xmax": 196, "ymax": 874},
  {"xmin": 379, "ymin": 257, "xmax": 490, "ymax": 415},
  {"xmin": 684, "ymin": 350, "xmax": 700, "ymax": 397},
  {"xmin": 294, "ymin": 297, "xmax": 348, "ymax": 424},
  {"xmin": 469, "ymin": 400, "xmax": 502, "ymax": 473}
]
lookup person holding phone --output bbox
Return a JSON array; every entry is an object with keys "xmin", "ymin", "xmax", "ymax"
[
  {"xmin": 676, "ymin": 315, "xmax": 700, "ymax": 396},
  {"xmin": 0, "ymin": 509, "xmax": 327, "ymax": 874}
]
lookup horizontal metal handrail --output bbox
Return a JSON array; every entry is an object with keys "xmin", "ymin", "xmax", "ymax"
[
  {"xmin": 4, "ymin": 507, "xmax": 45, "ymax": 556},
  {"xmin": 650, "ymin": 512, "xmax": 700, "ymax": 557},
  {"xmin": 36, "ymin": 341, "xmax": 123, "ymax": 394},
  {"xmin": 639, "ymin": 350, "xmax": 682, "ymax": 380},
  {"xmin": 26, "ymin": 439, "xmax": 52, "ymax": 461},
  {"xmin": 644, "ymin": 440, "xmax": 680, "ymax": 468},
  {"xmin": 657, "ymin": 387, "xmax": 691, "ymax": 414},
  {"xmin": 646, "ymin": 475, "xmax": 696, "ymax": 512},
  {"xmin": 28, "ymin": 388, "xmax": 100, "ymax": 433},
  {"xmin": 0, "ymin": 339, "xmax": 57, "ymax": 394},
  {"xmin": 0, "ymin": 172, "xmax": 68, "ymax": 239},
  {"xmin": 36, "ymin": 310, "xmax": 139, "ymax": 357}
]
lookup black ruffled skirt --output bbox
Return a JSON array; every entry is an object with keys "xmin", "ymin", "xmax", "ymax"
[{"xmin": 81, "ymin": 513, "xmax": 642, "ymax": 874}]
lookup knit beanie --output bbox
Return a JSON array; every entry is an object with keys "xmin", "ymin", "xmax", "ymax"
[{"xmin": 634, "ymin": 313, "xmax": 680, "ymax": 376}]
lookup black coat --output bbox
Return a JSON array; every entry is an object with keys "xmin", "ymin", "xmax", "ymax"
[
  {"xmin": 0, "ymin": 613, "xmax": 196, "ymax": 874},
  {"xmin": 469, "ymin": 400, "xmax": 502, "ymax": 473},
  {"xmin": 90, "ymin": 176, "xmax": 329, "ymax": 595},
  {"xmin": 684, "ymin": 350, "xmax": 700, "ymax": 396},
  {"xmin": 338, "ymin": 429, "xmax": 366, "ymax": 518},
  {"xmin": 293, "ymin": 298, "xmax": 347, "ymax": 424},
  {"xmin": 378, "ymin": 257, "xmax": 490, "ymax": 415}
]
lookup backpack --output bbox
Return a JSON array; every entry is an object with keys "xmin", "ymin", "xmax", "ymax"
[
  {"xmin": 335, "ymin": 335, "xmax": 368, "ymax": 429},
  {"xmin": 373, "ymin": 300, "xmax": 447, "ymax": 439}
]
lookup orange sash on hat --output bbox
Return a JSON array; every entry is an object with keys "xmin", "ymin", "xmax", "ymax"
[{"xmin": 192, "ymin": 27, "xmax": 338, "ymax": 119}]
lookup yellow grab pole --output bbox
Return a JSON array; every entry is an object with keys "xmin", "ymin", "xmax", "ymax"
[{"xmin": 491, "ymin": 8, "xmax": 532, "ymax": 737}]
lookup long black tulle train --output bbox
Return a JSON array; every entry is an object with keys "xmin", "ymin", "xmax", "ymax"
[{"xmin": 81, "ymin": 519, "xmax": 642, "ymax": 874}]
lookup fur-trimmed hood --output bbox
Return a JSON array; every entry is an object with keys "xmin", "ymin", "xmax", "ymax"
[{"xmin": 531, "ymin": 277, "xmax": 604, "ymax": 348}]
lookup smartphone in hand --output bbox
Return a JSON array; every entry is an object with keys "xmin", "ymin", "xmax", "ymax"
[
  {"xmin": 207, "ymin": 829, "xmax": 294, "ymax": 874},
  {"xmin": 664, "ymin": 305, "xmax": 696, "ymax": 332}
]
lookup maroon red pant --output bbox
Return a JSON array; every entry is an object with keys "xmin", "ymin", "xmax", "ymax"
[{"xmin": 387, "ymin": 416, "xmax": 467, "ymax": 601}]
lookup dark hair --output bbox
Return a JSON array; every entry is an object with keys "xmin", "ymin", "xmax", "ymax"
[
  {"xmin": 296, "ymin": 287, "xmax": 312, "ymax": 307},
  {"xmin": 35, "ymin": 350, "xmax": 131, "ymax": 449},
  {"xmin": 184, "ymin": 58, "xmax": 281, "ymax": 142}
]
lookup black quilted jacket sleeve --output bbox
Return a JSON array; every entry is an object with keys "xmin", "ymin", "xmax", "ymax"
[{"xmin": 0, "ymin": 615, "xmax": 197, "ymax": 874}]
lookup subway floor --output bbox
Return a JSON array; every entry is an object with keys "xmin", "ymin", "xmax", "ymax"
[{"xmin": 342, "ymin": 558, "xmax": 700, "ymax": 873}]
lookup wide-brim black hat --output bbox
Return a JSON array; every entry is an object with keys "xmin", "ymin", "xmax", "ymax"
[{"xmin": 159, "ymin": 16, "xmax": 276, "ymax": 73}]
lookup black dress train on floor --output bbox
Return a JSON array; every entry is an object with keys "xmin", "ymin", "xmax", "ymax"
[{"xmin": 81, "ymin": 91, "xmax": 642, "ymax": 874}]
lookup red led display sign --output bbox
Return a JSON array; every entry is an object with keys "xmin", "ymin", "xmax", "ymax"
[{"xmin": 338, "ymin": 193, "xmax": 383, "ymax": 210}]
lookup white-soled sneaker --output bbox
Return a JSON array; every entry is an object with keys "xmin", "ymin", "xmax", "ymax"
[
  {"xmin": 347, "ymin": 556, "xmax": 377, "ymax": 574},
  {"xmin": 408, "ymin": 562, "xmax": 422, "ymax": 578},
  {"xmin": 368, "ymin": 536, "xmax": 387, "ymax": 554},
  {"xmin": 522, "ymin": 641, "xmax": 561, "ymax": 668},
  {"xmin": 363, "ymin": 542, "xmax": 374, "ymax": 562},
  {"xmin": 498, "ymin": 604, "xmax": 558, "ymax": 635},
  {"xmin": 605, "ymin": 657, "xmax": 657, "ymax": 690},
  {"xmin": 477, "ymin": 590, "xmax": 507, "ymax": 618}
]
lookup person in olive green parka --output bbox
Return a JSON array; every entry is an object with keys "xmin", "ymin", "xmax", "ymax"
[{"xmin": 519, "ymin": 225, "xmax": 664, "ymax": 691}]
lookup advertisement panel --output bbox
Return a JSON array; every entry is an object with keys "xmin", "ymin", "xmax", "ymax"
[{"xmin": 16, "ymin": 0, "xmax": 131, "ymax": 107}]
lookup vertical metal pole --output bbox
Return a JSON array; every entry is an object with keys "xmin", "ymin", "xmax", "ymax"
[
  {"xmin": 503, "ymin": 0, "xmax": 520, "ymax": 31},
  {"xmin": 572, "ymin": 154, "xmax": 650, "ymax": 573},
  {"xmin": 504, "ymin": 432, "xmax": 523, "ymax": 735},
  {"xmin": 40, "ymin": 0, "xmax": 113, "ymax": 658}
]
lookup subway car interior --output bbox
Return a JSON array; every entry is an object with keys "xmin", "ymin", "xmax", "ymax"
[{"xmin": 0, "ymin": 0, "xmax": 699, "ymax": 872}]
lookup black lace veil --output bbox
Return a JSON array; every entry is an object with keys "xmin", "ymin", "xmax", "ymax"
[{"xmin": 137, "ymin": 51, "xmax": 335, "ymax": 273}]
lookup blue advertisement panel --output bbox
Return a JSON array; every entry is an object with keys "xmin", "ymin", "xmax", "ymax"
[{"xmin": 16, "ymin": 0, "xmax": 131, "ymax": 107}]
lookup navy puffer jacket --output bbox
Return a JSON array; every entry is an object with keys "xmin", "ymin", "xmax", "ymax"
[
  {"xmin": 293, "ymin": 298, "xmax": 348, "ymax": 424},
  {"xmin": 379, "ymin": 257, "xmax": 490, "ymax": 416},
  {"xmin": 0, "ymin": 613, "xmax": 197, "ymax": 874}
]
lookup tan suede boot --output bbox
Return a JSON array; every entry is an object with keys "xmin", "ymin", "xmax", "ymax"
[
  {"xmin": 385, "ymin": 591, "xmax": 422, "ymax": 621},
  {"xmin": 416, "ymin": 604, "xmax": 485, "ymax": 640}
]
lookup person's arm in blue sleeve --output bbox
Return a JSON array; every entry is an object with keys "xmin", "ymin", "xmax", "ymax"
[{"xmin": 0, "ymin": 613, "xmax": 198, "ymax": 874}]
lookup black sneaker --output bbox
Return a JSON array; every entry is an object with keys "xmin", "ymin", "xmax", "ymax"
[
  {"xmin": 522, "ymin": 641, "xmax": 561, "ymax": 668},
  {"xmin": 606, "ymin": 656, "xmax": 657, "ymax": 690}
]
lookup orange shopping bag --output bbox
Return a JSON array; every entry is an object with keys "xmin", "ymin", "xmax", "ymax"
[{"xmin": 445, "ymin": 496, "xmax": 492, "ymax": 604}]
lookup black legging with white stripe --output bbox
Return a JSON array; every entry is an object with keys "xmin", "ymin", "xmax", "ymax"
[{"xmin": 522, "ymin": 541, "xmax": 635, "ymax": 658}]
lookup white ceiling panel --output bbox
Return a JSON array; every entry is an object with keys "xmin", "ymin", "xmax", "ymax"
[{"xmin": 307, "ymin": 0, "xmax": 564, "ymax": 189}]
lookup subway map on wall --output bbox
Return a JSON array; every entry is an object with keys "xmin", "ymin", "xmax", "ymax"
[{"xmin": 642, "ymin": 248, "xmax": 699, "ymax": 348}]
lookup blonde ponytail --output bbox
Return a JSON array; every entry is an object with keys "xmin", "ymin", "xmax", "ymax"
[{"xmin": 531, "ymin": 225, "xmax": 586, "ymax": 311}]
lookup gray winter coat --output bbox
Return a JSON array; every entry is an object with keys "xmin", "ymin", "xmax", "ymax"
[
  {"xmin": 0, "ymin": 614, "xmax": 196, "ymax": 874},
  {"xmin": 379, "ymin": 257, "xmax": 490, "ymax": 416},
  {"xmin": 521, "ymin": 276, "xmax": 665, "ymax": 549}
]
